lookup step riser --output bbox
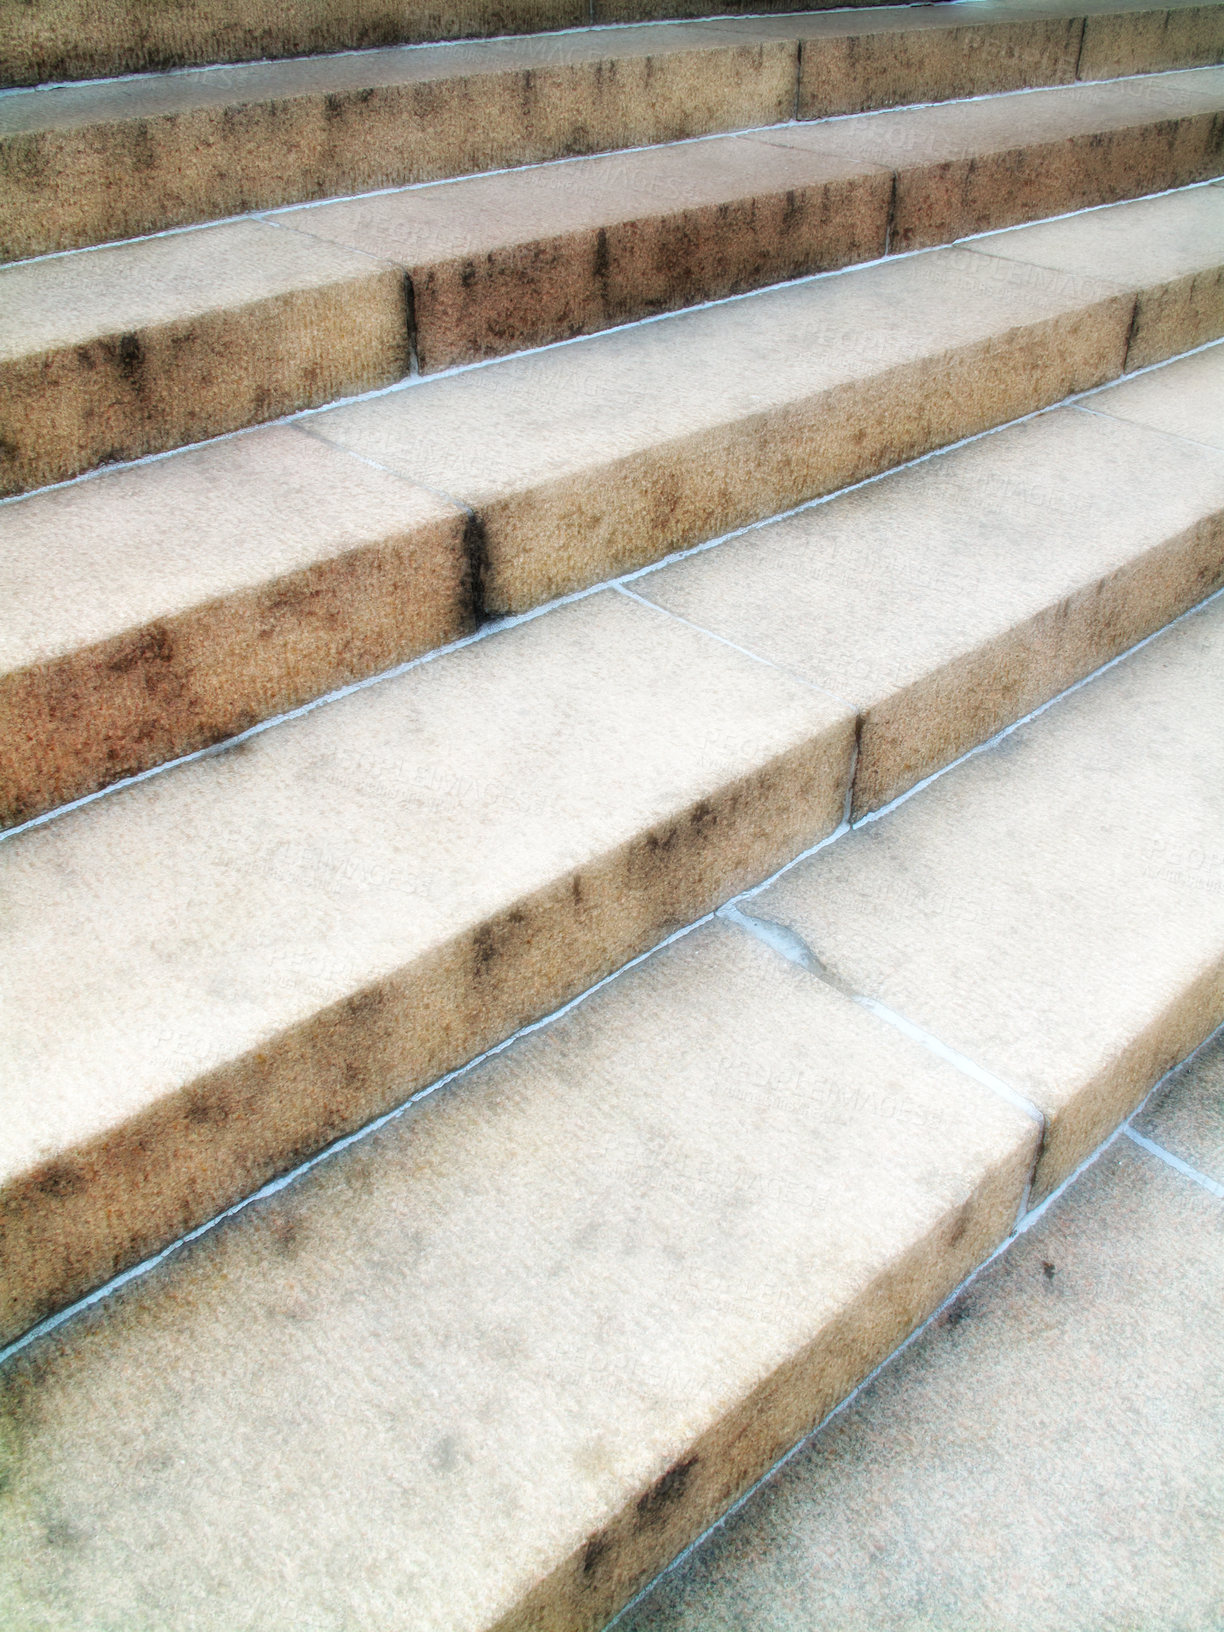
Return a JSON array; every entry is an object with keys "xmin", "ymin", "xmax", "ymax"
[
  {"xmin": 798, "ymin": 7, "xmax": 1224, "ymax": 118},
  {"xmin": 0, "ymin": 255, "xmax": 411, "ymax": 499},
  {"xmin": 0, "ymin": 0, "xmax": 909, "ymax": 88},
  {"xmin": 0, "ymin": 35, "xmax": 796, "ymax": 261},
  {"xmin": 5, "ymin": 7, "xmax": 1223, "ymax": 261},
  {"xmin": 8, "ymin": 75, "xmax": 1222, "ymax": 498}
]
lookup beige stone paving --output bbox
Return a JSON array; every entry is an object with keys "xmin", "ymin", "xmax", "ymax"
[
  {"xmin": 0, "ymin": 425, "xmax": 471, "ymax": 827},
  {"xmin": 0, "ymin": 919, "xmax": 1037, "ymax": 1632},
  {"xmin": 308, "ymin": 240, "xmax": 1133, "ymax": 612},
  {"xmin": 966, "ymin": 179, "xmax": 1224, "ymax": 367},
  {"xmin": 1135, "ymin": 1029, "xmax": 1224, "ymax": 1183},
  {"xmin": 767, "ymin": 66, "xmax": 1224, "ymax": 250},
  {"xmin": 0, "ymin": 24, "xmax": 796, "ymax": 259},
  {"xmin": 0, "ymin": 219, "xmax": 407, "ymax": 496},
  {"xmin": 754, "ymin": 591, "xmax": 1224, "ymax": 1201},
  {"xmin": 633, "ymin": 397, "xmax": 1224, "ymax": 813},
  {"xmin": 0, "ymin": 589, "xmax": 854, "ymax": 1344},
  {"xmin": 622, "ymin": 1131, "xmax": 1224, "ymax": 1632},
  {"xmin": 1087, "ymin": 333, "xmax": 1224, "ymax": 445}
]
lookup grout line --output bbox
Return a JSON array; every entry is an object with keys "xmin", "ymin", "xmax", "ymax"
[
  {"xmin": 615, "ymin": 584, "xmax": 853, "ymax": 705},
  {"xmin": 1072, "ymin": 13, "xmax": 1088, "ymax": 83},
  {"xmin": 718, "ymin": 902, "xmax": 1047, "ymax": 1131},
  {"xmin": 1125, "ymin": 1128, "xmax": 1224, "ymax": 1198}
]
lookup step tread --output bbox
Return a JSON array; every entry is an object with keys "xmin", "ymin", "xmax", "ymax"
[
  {"xmin": 632, "ymin": 364, "xmax": 1224, "ymax": 811},
  {"xmin": 754, "ymin": 567, "xmax": 1224, "ymax": 1199},
  {"xmin": 5, "ymin": 189, "xmax": 1217, "ymax": 828},
  {"xmin": 0, "ymin": 588, "xmax": 854, "ymax": 1343},
  {"xmin": 0, "ymin": 915, "xmax": 1038, "ymax": 1632},
  {"xmin": 621, "ymin": 1112, "xmax": 1224, "ymax": 1632},
  {"xmin": 6, "ymin": 0, "xmax": 1221, "ymax": 259}
]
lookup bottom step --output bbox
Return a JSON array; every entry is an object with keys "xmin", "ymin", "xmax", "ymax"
[
  {"xmin": 3, "ymin": 583, "xmax": 1224, "ymax": 1629},
  {"xmin": 624, "ymin": 1038, "xmax": 1224, "ymax": 1632}
]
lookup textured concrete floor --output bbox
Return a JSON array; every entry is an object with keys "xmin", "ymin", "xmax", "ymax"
[{"xmin": 621, "ymin": 1030, "xmax": 1224, "ymax": 1632}]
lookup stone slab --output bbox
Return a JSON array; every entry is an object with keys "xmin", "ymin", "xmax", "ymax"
[
  {"xmin": 624, "ymin": 1135, "xmax": 1224, "ymax": 1632},
  {"xmin": 282, "ymin": 133, "xmax": 891, "ymax": 371},
  {"xmin": 306, "ymin": 241, "xmax": 1134, "ymax": 614},
  {"xmin": 1079, "ymin": 0, "xmax": 1224, "ymax": 79},
  {"xmin": 1134, "ymin": 1029, "xmax": 1224, "ymax": 1184},
  {"xmin": 0, "ymin": 24, "xmax": 796, "ymax": 259},
  {"xmin": 634, "ymin": 403, "xmax": 1224, "ymax": 813},
  {"xmin": 0, "ymin": 589, "xmax": 855, "ymax": 1343},
  {"xmin": 1086, "ymin": 334, "xmax": 1224, "ymax": 445},
  {"xmin": 0, "ymin": 0, "xmax": 587, "ymax": 86},
  {"xmin": 966, "ymin": 180, "xmax": 1224, "ymax": 368},
  {"xmin": 0, "ymin": 425, "xmax": 472, "ymax": 827},
  {"xmin": 763, "ymin": 66, "xmax": 1224, "ymax": 251},
  {"xmin": 753, "ymin": 593, "xmax": 1224, "ymax": 1201},
  {"xmin": 0, "ymin": 218, "xmax": 406, "ymax": 496},
  {"xmin": 0, "ymin": 917, "xmax": 1038, "ymax": 1630}
]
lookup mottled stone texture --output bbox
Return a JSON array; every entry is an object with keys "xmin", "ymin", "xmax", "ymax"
[
  {"xmin": 0, "ymin": 27, "xmax": 796, "ymax": 259},
  {"xmin": 1135, "ymin": 1029, "xmax": 1224, "ymax": 1184},
  {"xmin": 0, "ymin": 920, "xmax": 1036, "ymax": 1630},
  {"xmin": 635, "ymin": 402, "xmax": 1224, "ymax": 813},
  {"xmin": 0, "ymin": 219, "xmax": 408, "ymax": 496},
  {"xmin": 0, "ymin": 426, "xmax": 472, "ymax": 827},
  {"xmin": 0, "ymin": 592, "xmax": 854, "ymax": 1343},
  {"xmin": 0, "ymin": 0, "xmax": 586, "ymax": 84},
  {"xmin": 756, "ymin": 593, "xmax": 1224, "ymax": 1200},
  {"xmin": 283, "ymin": 134, "xmax": 892, "ymax": 373},
  {"xmin": 309, "ymin": 242, "xmax": 1133, "ymax": 612},
  {"xmin": 624, "ymin": 1137, "xmax": 1224, "ymax": 1632}
]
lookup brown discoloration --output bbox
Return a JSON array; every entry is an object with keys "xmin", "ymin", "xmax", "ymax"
[
  {"xmin": 0, "ymin": 595, "xmax": 854, "ymax": 1345},
  {"xmin": 0, "ymin": 429, "xmax": 472, "ymax": 829},
  {"xmin": 0, "ymin": 36, "xmax": 795, "ymax": 259}
]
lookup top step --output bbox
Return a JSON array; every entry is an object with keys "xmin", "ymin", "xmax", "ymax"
[{"xmin": 4, "ymin": 0, "xmax": 1224, "ymax": 259}]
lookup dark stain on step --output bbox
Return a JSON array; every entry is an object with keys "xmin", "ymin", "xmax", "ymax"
[
  {"xmin": 117, "ymin": 331, "xmax": 144, "ymax": 383},
  {"xmin": 636, "ymin": 1453, "xmax": 698, "ymax": 1527},
  {"xmin": 1043, "ymin": 1260, "xmax": 1057, "ymax": 1283},
  {"xmin": 582, "ymin": 1530, "xmax": 611, "ymax": 1579}
]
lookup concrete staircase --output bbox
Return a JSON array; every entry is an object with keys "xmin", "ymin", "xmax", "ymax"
[{"xmin": 1, "ymin": 3, "xmax": 1223, "ymax": 1627}]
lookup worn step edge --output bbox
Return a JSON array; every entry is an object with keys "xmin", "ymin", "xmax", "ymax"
[
  {"xmin": 0, "ymin": 588, "xmax": 857, "ymax": 1346},
  {"xmin": 0, "ymin": 0, "xmax": 920, "ymax": 88},
  {"xmin": 5, "ymin": 66, "xmax": 1222, "ymax": 496},
  {"xmin": 3, "ymin": 186, "xmax": 1219, "ymax": 829},
  {"xmin": 753, "ymin": 584, "xmax": 1224, "ymax": 1201},
  {"xmin": 4, "ymin": 0, "xmax": 1222, "ymax": 257},
  {"xmin": 0, "ymin": 915, "xmax": 1040, "ymax": 1632},
  {"xmin": 4, "ymin": 345, "xmax": 1222, "ymax": 1343}
]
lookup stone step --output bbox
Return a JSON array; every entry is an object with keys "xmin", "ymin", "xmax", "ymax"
[
  {"xmin": 4, "ymin": 0, "xmax": 1222, "ymax": 258},
  {"xmin": 5, "ymin": 69, "xmax": 1222, "ymax": 497},
  {"xmin": 3, "ymin": 185, "xmax": 1220, "ymax": 827},
  {"xmin": 5, "ymin": 585, "xmax": 1224, "ymax": 1629},
  {"xmin": 632, "ymin": 345, "xmax": 1224, "ymax": 815},
  {"xmin": 2, "ymin": 341, "xmax": 1221, "ymax": 1347},
  {"xmin": 0, "ymin": 915, "xmax": 1043, "ymax": 1631},
  {"xmin": 751, "ymin": 577, "xmax": 1224, "ymax": 1206},
  {"xmin": 1, "ymin": 0, "xmax": 911, "ymax": 86},
  {"xmin": 622, "ymin": 1054, "xmax": 1224, "ymax": 1632},
  {"xmin": 0, "ymin": 588, "xmax": 858, "ymax": 1346}
]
